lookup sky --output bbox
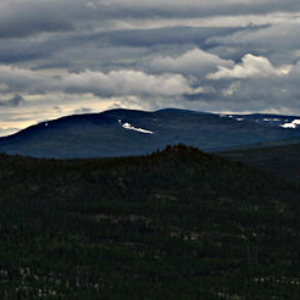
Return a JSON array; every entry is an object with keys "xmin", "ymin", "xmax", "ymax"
[{"xmin": 1, "ymin": 0, "xmax": 300, "ymax": 136}]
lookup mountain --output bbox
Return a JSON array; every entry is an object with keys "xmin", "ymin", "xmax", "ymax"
[
  {"xmin": 225, "ymin": 113, "xmax": 300, "ymax": 129},
  {"xmin": 0, "ymin": 108, "xmax": 300, "ymax": 158},
  {"xmin": 1, "ymin": 145, "xmax": 300, "ymax": 299}
]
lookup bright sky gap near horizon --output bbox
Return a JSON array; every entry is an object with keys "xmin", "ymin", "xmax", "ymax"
[{"xmin": 0, "ymin": 0, "xmax": 300, "ymax": 136}]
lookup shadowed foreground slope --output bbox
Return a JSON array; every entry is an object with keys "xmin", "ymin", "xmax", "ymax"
[
  {"xmin": 220, "ymin": 142, "xmax": 300, "ymax": 182},
  {"xmin": 0, "ymin": 145, "xmax": 300, "ymax": 299}
]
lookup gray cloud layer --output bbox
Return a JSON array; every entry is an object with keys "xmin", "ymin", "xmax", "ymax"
[
  {"xmin": 0, "ymin": 0, "xmax": 300, "ymax": 133},
  {"xmin": 0, "ymin": 0, "xmax": 299, "ymax": 40}
]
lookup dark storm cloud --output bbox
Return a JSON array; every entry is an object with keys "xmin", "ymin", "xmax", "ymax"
[
  {"xmin": 0, "ymin": 95, "xmax": 25, "ymax": 107},
  {"xmin": 0, "ymin": 1, "xmax": 76, "ymax": 38},
  {"xmin": 103, "ymin": 27, "xmax": 248, "ymax": 48},
  {"xmin": 99, "ymin": 0, "xmax": 300, "ymax": 19},
  {"xmin": 0, "ymin": 26, "xmax": 248, "ymax": 66}
]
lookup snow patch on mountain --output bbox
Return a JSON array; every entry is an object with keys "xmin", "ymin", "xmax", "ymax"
[
  {"xmin": 280, "ymin": 119, "xmax": 300, "ymax": 129},
  {"xmin": 262, "ymin": 118, "xmax": 281, "ymax": 122},
  {"xmin": 118, "ymin": 120, "xmax": 153, "ymax": 134}
]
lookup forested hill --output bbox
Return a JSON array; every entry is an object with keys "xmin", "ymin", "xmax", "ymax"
[
  {"xmin": 1, "ymin": 145, "xmax": 300, "ymax": 299},
  {"xmin": 220, "ymin": 142, "xmax": 300, "ymax": 182}
]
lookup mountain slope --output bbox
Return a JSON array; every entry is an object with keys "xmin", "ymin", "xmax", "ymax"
[
  {"xmin": 1, "ymin": 145, "xmax": 300, "ymax": 299},
  {"xmin": 0, "ymin": 108, "xmax": 299, "ymax": 158},
  {"xmin": 220, "ymin": 142, "xmax": 300, "ymax": 181}
]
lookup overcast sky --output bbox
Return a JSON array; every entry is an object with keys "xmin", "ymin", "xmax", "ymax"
[{"xmin": 0, "ymin": 0, "xmax": 300, "ymax": 135}]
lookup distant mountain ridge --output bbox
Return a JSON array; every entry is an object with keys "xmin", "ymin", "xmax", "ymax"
[
  {"xmin": 226, "ymin": 113, "xmax": 300, "ymax": 129},
  {"xmin": 0, "ymin": 108, "xmax": 300, "ymax": 158}
]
